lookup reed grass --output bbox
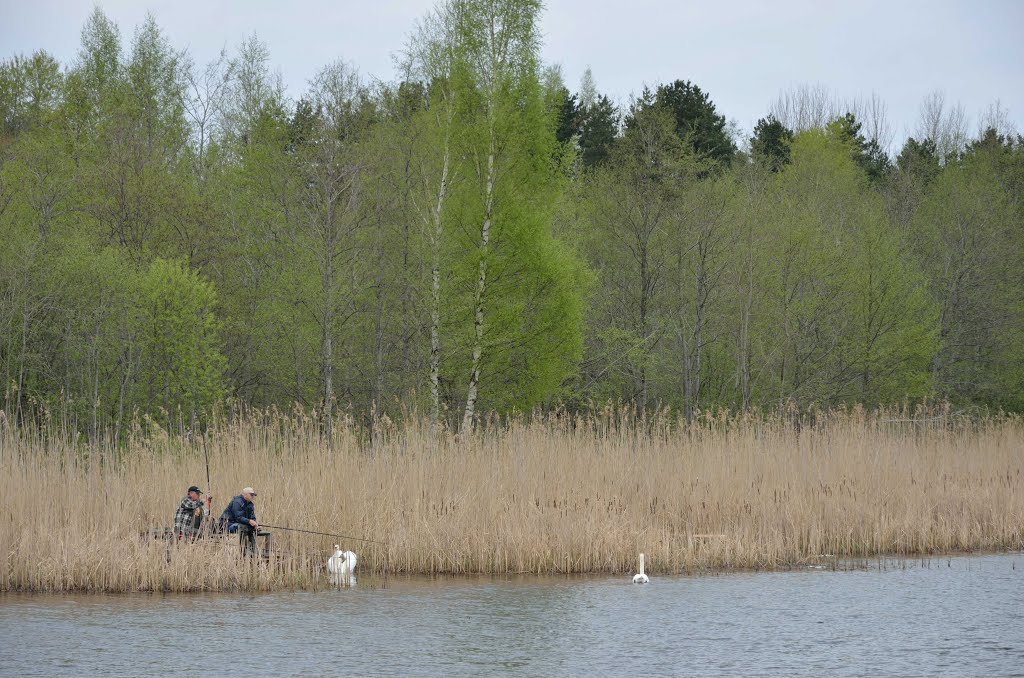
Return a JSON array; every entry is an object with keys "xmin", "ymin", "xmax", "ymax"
[{"xmin": 1, "ymin": 405, "xmax": 1022, "ymax": 592}]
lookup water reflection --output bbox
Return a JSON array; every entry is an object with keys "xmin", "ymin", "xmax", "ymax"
[
  {"xmin": 328, "ymin": 572, "xmax": 356, "ymax": 587},
  {"xmin": 1, "ymin": 554, "xmax": 1022, "ymax": 676}
]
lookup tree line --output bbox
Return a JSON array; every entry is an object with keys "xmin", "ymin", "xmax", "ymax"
[{"xmin": 1, "ymin": 2, "xmax": 1022, "ymax": 437}]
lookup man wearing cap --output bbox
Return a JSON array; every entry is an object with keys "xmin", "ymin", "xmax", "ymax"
[
  {"xmin": 173, "ymin": 485, "xmax": 212, "ymax": 542},
  {"xmin": 220, "ymin": 487, "xmax": 259, "ymax": 555}
]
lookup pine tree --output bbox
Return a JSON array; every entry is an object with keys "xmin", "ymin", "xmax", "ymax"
[
  {"xmin": 652, "ymin": 79, "xmax": 736, "ymax": 166},
  {"xmin": 750, "ymin": 115, "xmax": 793, "ymax": 171}
]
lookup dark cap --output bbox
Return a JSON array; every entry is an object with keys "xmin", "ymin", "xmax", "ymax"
[{"xmin": 187, "ymin": 485, "xmax": 203, "ymax": 494}]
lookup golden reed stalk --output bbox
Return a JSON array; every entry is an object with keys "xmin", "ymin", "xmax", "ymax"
[{"xmin": 1, "ymin": 405, "xmax": 1021, "ymax": 592}]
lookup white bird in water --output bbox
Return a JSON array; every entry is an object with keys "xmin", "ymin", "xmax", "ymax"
[
  {"xmin": 327, "ymin": 545, "xmax": 358, "ymax": 577},
  {"xmin": 632, "ymin": 553, "xmax": 650, "ymax": 584}
]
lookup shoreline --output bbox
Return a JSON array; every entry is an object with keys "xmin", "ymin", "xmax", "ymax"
[
  {"xmin": 3, "ymin": 410, "xmax": 1023, "ymax": 593},
  {"xmin": 2, "ymin": 549, "xmax": 1022, "ymax": 596}
]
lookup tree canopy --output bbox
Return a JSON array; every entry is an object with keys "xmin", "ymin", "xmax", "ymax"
[{"xmin": 1, "ymin": 6, "xmax": 1022, "ymax": 438}]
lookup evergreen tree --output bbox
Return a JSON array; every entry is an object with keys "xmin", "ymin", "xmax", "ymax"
[
  {"xmin": 577, "ymin": 94, "xmax": 618, "ymax": 168},
  {"xmin": 750, "ymin": 115, "xmax": 793, "ymax": 171},
  {"xmin": 827, "ymin": 112, "xmax": 892, "ymax": 183},
  {"xmin": 884, "ymin": 135, "xmax": 941, "ymax": 232},
  {"xmin": 2, "ymin": 5, "xmax": 1023, "ymax": 434},
  {"xmin": 553, "ymin": 86, "xmax": 578, "ymax": 146},
  {"xmin": 652, "ymin": 79, "xmax": 736, "ymax": 166},
  {"xmin": 896, "ymin": 136, "xmax": 940, "ymax": 182}
]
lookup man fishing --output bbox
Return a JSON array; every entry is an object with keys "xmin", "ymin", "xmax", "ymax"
[
  {"xmin": 173, "ymin": 485, "xmax": 212, "ymax": 542},
  {"xmin": 220, "ymin": 487, "xmax": 259, "ymax": 555}
]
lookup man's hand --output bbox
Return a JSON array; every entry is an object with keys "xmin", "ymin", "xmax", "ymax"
[{"xmin": 249, "ymin": 519, "xmax": 258, "ymax": 527}]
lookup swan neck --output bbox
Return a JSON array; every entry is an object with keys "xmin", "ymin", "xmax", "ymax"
[{"xmin": 639, "ymin": 553, "xmax": 645, "ymax": 575}]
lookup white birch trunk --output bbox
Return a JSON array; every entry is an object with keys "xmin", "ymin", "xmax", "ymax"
[
  {"xmin": 462, "ymin": 138, "xmax": 495, "ymax": 432},
  {"xmin": 430, "ymin": 147, "xmax": 450, "ymax": 429}
]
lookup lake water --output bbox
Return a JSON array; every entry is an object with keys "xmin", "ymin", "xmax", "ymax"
[{"xmin": 1, "ymin": 554, "xmax": 1022, "ymax": 677}]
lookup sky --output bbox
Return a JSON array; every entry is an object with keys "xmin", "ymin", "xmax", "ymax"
[{"xmin": 2, "ymin": 0, "xmax": 1022, "ymax": 152}]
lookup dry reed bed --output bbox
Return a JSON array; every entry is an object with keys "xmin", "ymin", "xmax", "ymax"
[{"xmin": 1, "ymin": 408, "xmax": 1022, "ymax": 592}]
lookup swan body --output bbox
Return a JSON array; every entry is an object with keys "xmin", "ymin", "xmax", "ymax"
[
  {"xmin": 327, "ymin": 545, "xmax": 358, "ymax": 576},
  {"xmin": 632, "ymin": 552, "xmax": 650, "ymax": 584}
]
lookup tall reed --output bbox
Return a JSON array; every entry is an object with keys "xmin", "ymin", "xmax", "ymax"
[{"xmin": 1, "ymin": 405, "xmax": 1021, "ymax": 592}]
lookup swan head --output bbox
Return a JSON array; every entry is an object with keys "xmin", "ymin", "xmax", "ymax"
[{"xmin": 326, "ymin": 548, "xmax": 341, "ymax": 574}]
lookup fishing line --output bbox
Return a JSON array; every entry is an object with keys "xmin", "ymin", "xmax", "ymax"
[{"xmin": 258, "ymin": 524, "xmax": 387, "ymax": 546}]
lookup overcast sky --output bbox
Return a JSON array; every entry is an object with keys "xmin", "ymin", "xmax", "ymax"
[{"xmin": 2, "ymin": 0, "xmax": 1022, "ymax": 150}]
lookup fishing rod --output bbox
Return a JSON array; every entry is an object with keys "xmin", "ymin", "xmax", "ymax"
[
  {"xmin": 258, "ymin": 524, "xmax": 387, "ymax": 546},
  {"xmin": 197, "ymin": 432, "xmax": 215, "ymax": 536},
  {"xmin": 200, "ymin": 433, "xmax": 212, "ymax": 500}
]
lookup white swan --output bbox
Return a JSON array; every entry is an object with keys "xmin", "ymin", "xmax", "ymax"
[
  {"xmin": 327, "ymin": 544, "xmax": 358, "ymax": 576},
  {"xmin": 632, "ymin": 553, "xmax": 649, "ymax": 584}
]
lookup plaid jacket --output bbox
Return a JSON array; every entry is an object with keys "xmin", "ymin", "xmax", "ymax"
[{"xmin": 173, "ymin": 496, "xmax": 209, "ymax": 539}]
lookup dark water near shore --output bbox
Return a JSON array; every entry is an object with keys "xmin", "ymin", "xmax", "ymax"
[{"xmin": 2, "ymin": 554, "xmax": 1022, "ymax": 677}]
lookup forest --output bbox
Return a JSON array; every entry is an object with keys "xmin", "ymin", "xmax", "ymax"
[{"xmin": 1, "ymin": 2, "xmax": 1022, "ymax": 438}]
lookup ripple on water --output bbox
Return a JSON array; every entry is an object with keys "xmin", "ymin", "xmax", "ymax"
[{"xmin": 0, "ymin": 553, "xmax": 1021, "ymax": 677}]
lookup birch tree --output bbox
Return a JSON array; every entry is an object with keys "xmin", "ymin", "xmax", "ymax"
[
  {"xmin": 403, "ymin": 6, "xmax": 464, "ymax": 427},
  {"xmin": 452, "ymin": 0, "xmax": 544, "ymax": 430},
  {"xmin": 447, "ymin": 0, "xmax": 583, "ymax": 430}
]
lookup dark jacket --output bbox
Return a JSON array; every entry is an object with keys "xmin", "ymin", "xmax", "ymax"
[{"xmin": 220, "ymin": 495, "xmax": 256, "ymax": 529}]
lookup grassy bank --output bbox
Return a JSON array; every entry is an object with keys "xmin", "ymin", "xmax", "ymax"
[{"xmin": 1, "ymin": 406, "xmax": 1022, "ymax": 592}]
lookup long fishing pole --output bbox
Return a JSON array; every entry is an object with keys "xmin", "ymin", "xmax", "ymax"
[
  {"xmin": 199, "ymin": 432, "xmax": 214, "ymax": 535},
  {"xmin": 258, "ymin": 524, "xmax": 387, "ymax": 546},
  {"xmin": 200, "ymin": 433, "xmax": 212, "ymax": 498}
]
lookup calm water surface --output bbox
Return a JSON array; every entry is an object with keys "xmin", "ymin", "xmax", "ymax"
[{"xmin": 1, "ymin": 553, "xmax": 1022, "ymax": 677}]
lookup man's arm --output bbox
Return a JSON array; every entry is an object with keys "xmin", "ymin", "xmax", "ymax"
[{"xmin": 227, "ymin": 497, "xmax": 246, "ymax": 523}]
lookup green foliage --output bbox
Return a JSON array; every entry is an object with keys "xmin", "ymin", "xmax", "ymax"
[
  {"xmin": 0, "ymin": 50, "xmax": 63, "ymax": 138},
  {"xmin": 649, "ymin": 79, "xmax": 737, "ymax": 166},
  {"xmin": 910, "ymin": 151, "xmax": 1024, "ymax": 409},
  {"xmin": 0, "ymin": 6, "xmax": 1021, "ymax": 436},
  {"xmin": 549, "ymin": 75, "xmax": 619, "ymax": 170},
  {"xmin": 751, "ymin": 115, "xmax": 793, "ymax": 171},
  {"xmin": 827, "ymin": 112, "xmax": 892, "ymax": 183},
  {"xmin": 436, "ymin": 0, "xmax": 585, "ymax": 416},
  {"xmin": 136, "ymin": 259, "xmax": 226, "ymax": 425},
  {"xmin": 45, "ymin": 241, "xmax": 138, "ymax": 431},
  {"xmin": 553, "ymin": 86, "xmax": 578, "ymax": 146},
  {"xmin": 577, "ymin": 94, "xmax": 619, "ymax": 168},
  {"xmin": 885, "ymin": 136, "xmax": 942, "ymax": 232},
  {"xmin": 837, "ymin": 193, "xmax": 938, "ymax": 404},
  {"xmin": 896, "ymin": 137, "xmax": 940, "ymax": 182},
  {"xmin": 580, "ymin": 102, "xmax": 700, "ymax": 409}
]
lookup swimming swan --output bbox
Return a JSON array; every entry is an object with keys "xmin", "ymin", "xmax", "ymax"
[
  {"xmin": 632, "ymin": 553, "xmax": 649, "ymax": 584},
  {"xmin": 327, "ymin": 545, "xmax": 358, "ymax": 576}
]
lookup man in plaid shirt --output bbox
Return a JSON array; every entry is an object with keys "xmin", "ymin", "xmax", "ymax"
[{"xmin": 173, "ymin": 485, "xmax": 211, "ymax": 541}]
